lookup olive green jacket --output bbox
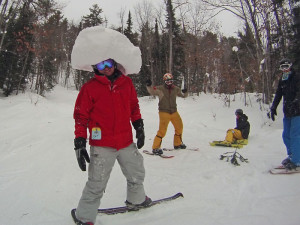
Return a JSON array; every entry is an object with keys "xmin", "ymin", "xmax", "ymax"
[{"xmin": 146, "ymin": 84, "xmax": 188, "ymax": 113}]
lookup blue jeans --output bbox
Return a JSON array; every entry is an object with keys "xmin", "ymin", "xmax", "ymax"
[{"xmin": 282, "ymin": 116, "xmax": 300, "ymax": 166}]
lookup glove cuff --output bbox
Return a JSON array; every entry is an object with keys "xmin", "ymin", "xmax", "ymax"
[
  {"xmin": 74, "ymin": 137, "xmax": 86, "ymax": 150},
  {"xmin": 132, "ymin": 118, "xmax": 144, "ymax": 131}
]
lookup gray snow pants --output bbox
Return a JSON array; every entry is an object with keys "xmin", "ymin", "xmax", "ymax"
[{"xmin": 75, "ymin": 143, "xmax": 146, "ymax": 223}]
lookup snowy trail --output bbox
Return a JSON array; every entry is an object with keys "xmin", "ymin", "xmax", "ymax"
[{"xmin": 0, "ymin": 86, "xmax": 299, "ymax": 225}]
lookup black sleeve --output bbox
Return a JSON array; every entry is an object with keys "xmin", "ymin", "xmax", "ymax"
[{"xmin": 271, "ymin": 80, "xmax": 283, "ymax": 110}]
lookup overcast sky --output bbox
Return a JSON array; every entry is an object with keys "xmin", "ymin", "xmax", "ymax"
[
  {"xmin": 57, "ymin": 0, "xmax": 161, "ymax": 25},
  {"xmin": 57, "ymin": 0, "xmax": 241, "ymax": 37}
]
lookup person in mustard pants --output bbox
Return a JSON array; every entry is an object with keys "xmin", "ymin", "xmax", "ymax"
[
  {"xmin": 146, "ymin": 73, "xmax": 188, "ymax": 155},
  {"xmin": 224, "ymin": 109, "xmax": 250, "ymax": 143}
]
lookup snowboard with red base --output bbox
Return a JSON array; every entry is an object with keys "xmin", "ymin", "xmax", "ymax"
[
  {"xmin": 269, "ymin": 165, "xmax": 300, "ymax": 174},
  {"xmin": 142, "ymin": 150, "xmax": 174, "ymax": 158},
  {"xmin": 162, "ymin": 147, "xmax": 199, "ymax": 151}
]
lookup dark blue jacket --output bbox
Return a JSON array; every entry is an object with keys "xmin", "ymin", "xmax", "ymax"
[
  {"xmin": 235, "ymin": 114, "xmax": 250, "ymax": 139},
  {"xmin": 271, "ymin": 69, "xmax": 300, "ymax": 118}
]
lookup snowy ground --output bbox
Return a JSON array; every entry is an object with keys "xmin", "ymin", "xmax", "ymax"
[{"xmin": 0, "ymin": 85, "xmax": 299, "ymax": 225}]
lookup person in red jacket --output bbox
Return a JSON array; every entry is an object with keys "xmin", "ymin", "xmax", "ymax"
[{"xmin": 73, "ymin": 58, "xmax": 151, "ymax": 225}]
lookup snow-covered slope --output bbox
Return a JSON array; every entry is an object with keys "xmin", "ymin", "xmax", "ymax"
[{"xmin": 0, "ymin": 86, "xmax": 299, "ymax": 225}]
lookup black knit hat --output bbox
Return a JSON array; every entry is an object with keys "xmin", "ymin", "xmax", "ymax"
[
  {"xmin": 280, "ymin": 58, "xmax": 292, "ymax": 65},
  {"xmin": 235, "ymin": 109, "xmax": 243, "ymax": 115}
]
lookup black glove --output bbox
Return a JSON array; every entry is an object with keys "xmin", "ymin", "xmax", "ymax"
[
  {"xmin": 182, "ymin": 89, "xmax": 187, "ymax": 93},
  {"xmin": 267, "ymin": 107, "xmax": 277, "ymax": 121},
  {"xmin": 132, "ymin": 119, "xmax": 145, "ymax": 149},
  {"xmin": 146, "ymin": 79, "xmax": 152, "ymax": 86},
  {"xmin": 74, "ymin": 137, "xmax": 90, "ymax": 171}
]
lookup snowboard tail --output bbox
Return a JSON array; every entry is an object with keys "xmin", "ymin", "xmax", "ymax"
[{"xmin": 97, "ymin": 192, "xmax": 184, "ymax": 215}]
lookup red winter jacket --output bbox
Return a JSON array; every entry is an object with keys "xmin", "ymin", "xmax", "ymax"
[{"xmin": 73, "ymin": 73, "xmax": 141, "ymax": 150}]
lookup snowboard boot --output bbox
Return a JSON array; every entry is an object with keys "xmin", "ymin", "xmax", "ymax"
[
  {"xmin": 284, "ymin": 161, "xmax": 297, "ymax": 170},
  {"xmin": 174, "ymin": 144, "xmax": 187, "ymax": 149},
  {"xmin": 72, "ymin": 210, "xmax": 94, "ymax": 225},
  {"xmin": 152, "ymin": 148, "xmax": 163, "ymax": 155},
  {"xmin": 281, "ymin": 157, "xmax": 291, "ymax": 166},
  {"xmin": 125, "ymin": 196, "xmax": 152, "ymax": 211}
]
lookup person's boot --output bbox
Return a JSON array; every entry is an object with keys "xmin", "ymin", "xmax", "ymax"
[
  {"xmin": 174, "ymin": 144, "xmax": 187, "ymax": 149},
  {"xmin": 284, "ymin": 161, "xmax": 297, "ymax": 170},
  {"xmin": 152, "ymin": 148, "xmax": 163, "ymax": 155},
  {"xmin": 281, "ymin": 157, "xmax": 291, "ymax": 166},
  {"xmin": 125, "ymin": 196, "xmax": 152, "ymax": 211}
]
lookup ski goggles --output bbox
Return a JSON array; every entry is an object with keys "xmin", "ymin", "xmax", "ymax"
[
  {"xmin": 279, "ymin": 63, "xmax": 291, "ymax": 71},
  {"xmin": 95, "ymin": 59, "xmax": 115, "ymax": 70}
]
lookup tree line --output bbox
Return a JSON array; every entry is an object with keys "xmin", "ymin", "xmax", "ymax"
[{"xmin": 0, "ymin": 0, "xmax": 299, "ymax": 104}]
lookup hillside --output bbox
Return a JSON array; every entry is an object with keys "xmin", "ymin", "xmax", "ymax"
[{"xmin": 0, "ymin": 85, "xmax": 299, "ymax": 225}]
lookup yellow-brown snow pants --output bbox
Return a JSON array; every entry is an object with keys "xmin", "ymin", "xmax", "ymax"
[
  {"xmin": 225, "ymin": 129, "xmax": 243, "ymax": 142},
  {"xmin": 152, "ymin": 111, "xmax": 183, "ymax": 149}
]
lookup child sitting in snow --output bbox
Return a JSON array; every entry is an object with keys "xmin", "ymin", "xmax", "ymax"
[{"xmin": 223, "ymin": 109, "xmax": 250, "ymax": 144}]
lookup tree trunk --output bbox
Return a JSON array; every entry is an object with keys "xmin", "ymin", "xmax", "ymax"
[{"xmin": 167, "ymin": 0, "xmax": 173, "ymax": 73}]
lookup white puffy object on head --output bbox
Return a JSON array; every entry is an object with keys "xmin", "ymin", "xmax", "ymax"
[{"xmin": 71, "ymin": 26, "xmax": 142, "ymax": 75}]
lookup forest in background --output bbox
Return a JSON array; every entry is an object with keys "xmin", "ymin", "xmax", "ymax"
[{"xmin": 0, "ymin": 0, "xmax": 299, "ymax": 105}]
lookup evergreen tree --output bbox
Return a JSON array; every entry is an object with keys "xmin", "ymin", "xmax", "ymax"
[
  {"xmin": 165, "ymin": 0, "xmax": 185, "ymax": 83},
  {"xmin": 152, "ymin": 19, "xmax": 163, "ymax": 85},
  {"xmin": 136, "ymin": 22, "xmax": 153, "ymax": 96},
  {"xmin": 124, "ymin": 11, "xmax": 138, "ymax": 46},
  {"xmin": 60, "ymin": 20, "xmax": 78, "ymax": 88},
  {"xmin": 0, "ymin": 2, "xmax": 35, "ymax": 96},
  {"xmin": 34, "ymin": 11, "xmax": 65, "ymax": 95},
  {"xmin": 82, "ymin": 4, "xmax": 104, "ymax": 28},
  {"xmin": 160, "ymin": 31, "xmax": 169, "ymax": 78},
  {"xmin": 73, "ymin": 4, "xmax": 106, "ymax": 90}
]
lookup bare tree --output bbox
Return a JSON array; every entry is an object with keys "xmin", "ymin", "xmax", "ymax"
[
  {"xmin": 198, "ymin": 0, "xmax": 293, "ymax": 103},
  {"xmin": 134, "ymin": 0, "xmax": 156, "ymax": 81},
  {"xmin": 134, "ymin": 0, "xmax": 155, "ymax": 30},
  {"xmin": 0, "ymin": 0, "xmax": 22, "ymax": 52},
  {"xmin": 166, "ymin": 0, "xmax": 173, "ymax": 73},
  {"xmin": 117, "ymin": 6, "xmax": 126, "ymax": 33}
]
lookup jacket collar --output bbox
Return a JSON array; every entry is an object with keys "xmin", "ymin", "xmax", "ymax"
[{"xmin": 94, "ymin": 70, "xmax": 122, "ymax": 84}]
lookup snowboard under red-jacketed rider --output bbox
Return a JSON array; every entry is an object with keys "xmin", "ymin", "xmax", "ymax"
[{"xmin": 72, "ymin": 58, "xmax": 152, "ymax": 225}]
